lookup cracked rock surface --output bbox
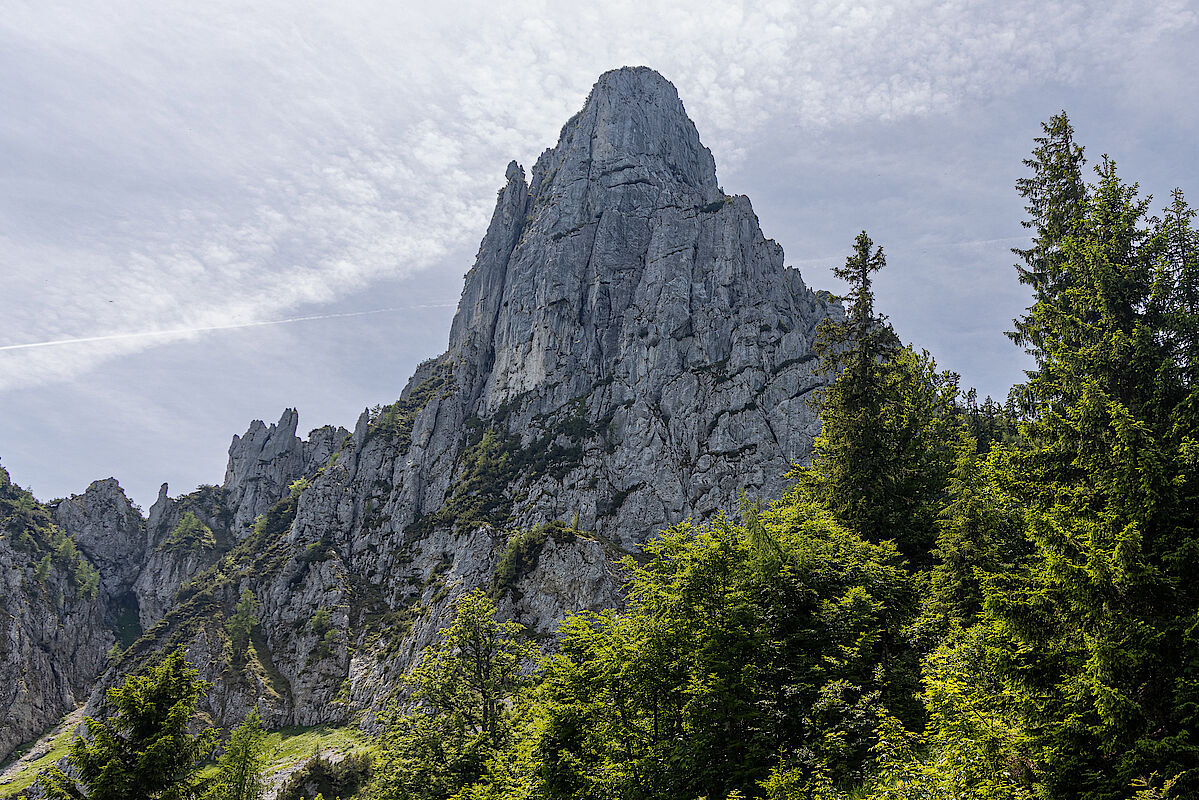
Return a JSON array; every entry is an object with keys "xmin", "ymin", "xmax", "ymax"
[{"xmin": 1, "ymin": 68, "xmax": 841, "ymax": 755}]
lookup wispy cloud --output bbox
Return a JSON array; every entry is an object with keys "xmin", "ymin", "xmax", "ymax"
[
  {"xmin": 0, "ymin": 304, "xmax": 455, "ymax": 353},
  {"xmin": 1, "ymin": 0, "xmax": 1193, "ymax": 393}
]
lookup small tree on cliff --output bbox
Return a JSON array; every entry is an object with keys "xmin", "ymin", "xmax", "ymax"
[{"xmin": 45, "ymin": 646, "xmax": 215, "ymax": 800}]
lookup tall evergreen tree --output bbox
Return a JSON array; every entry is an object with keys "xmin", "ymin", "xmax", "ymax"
[
  {"xmin": 44, "ymin": 647, "xmax": 216, "ymax": 800},
  {"xmin": 1152, "ymin": 189, "xmax": 1199, "ymax": 387},
  {"xmin": 929, "ymin": 437, "xmax": 1026, "ymax": 626},
  {"xmin": 985, "ymin": 133, "xmax": 1199, "ymax": 798},
  {"xmin": 205, "ymin": 710, "xmax": 269, "ymax": 800},
  {"xmin": 1009, "ymin": 111, "xmax": 1089, "ymax": 363},
  {"xmin": 803, "ymin": 232, "xmax": 958, "ymax": 562}
]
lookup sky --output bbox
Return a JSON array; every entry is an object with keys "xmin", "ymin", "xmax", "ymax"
[{"xmin": 2, "ymin": 1, "xmax": 1197, "ymax": 510}]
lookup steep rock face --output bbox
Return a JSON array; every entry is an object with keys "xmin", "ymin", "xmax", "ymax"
[
  {"xmin": 89, "ymin": 67, "xmax": 839, "ymax": 733},
  {"xmin": 131, "ymin": 483, "xmax": 229, "ymax": 630},
  {"xmin": 0, "ymin": 469, "xmax": 111, "ymax": 762},
  {"xmin": 132, "ymin": 417, "xmax": 350, "ymax": 631},
  {"xmin": 52, "ymin": 479, "xmax": 146, "ymax": 604},
  {"xmin": 443, "ymin": 66, "xmax": 834, "ymax": 546},
  {"xmin": 226, "ymin": 409, "xmax": 320, "ymax": 535}
]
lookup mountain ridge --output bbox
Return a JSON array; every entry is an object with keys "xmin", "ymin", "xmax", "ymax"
[{"xmin": 0, "ymin": 66, "xmax": 840, "ymax": 759}]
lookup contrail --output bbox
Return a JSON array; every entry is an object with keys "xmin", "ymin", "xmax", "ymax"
[{"xmin": 0, "ymin": 304, "xmax": 457, "ymax": 353}]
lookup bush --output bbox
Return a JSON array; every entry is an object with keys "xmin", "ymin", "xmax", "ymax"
[
  {"xmin": 276, "ymin": 751, "xmax": 373, "ymax": 800},
  {"xmin": 162, "ymin": 512, "xmax": 217, "ymax": 553}
]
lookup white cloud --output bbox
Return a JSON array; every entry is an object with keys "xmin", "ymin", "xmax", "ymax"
[{"xmin": 0, "ymin": 0, "xmax": 1193, "ymax": 392}]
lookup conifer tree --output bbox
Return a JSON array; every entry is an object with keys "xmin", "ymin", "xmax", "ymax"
[
  {"xmin": 985, "ymin": 128, "xmax": 1199, "ymax": 798},
  {"xmin": 205, "ymin": 710, "xmax": 269, "ymax": 800},
  {"xmin": 1009, "ymin": 111, "xmax": 1088, "ymax": 362},
  {"xmin": 44, "ymin": 647, "xmax": 215, "ymax": 800},
  {"xmin": 804, "ymin": 232, "xmax": 958, "ymax": 562}
]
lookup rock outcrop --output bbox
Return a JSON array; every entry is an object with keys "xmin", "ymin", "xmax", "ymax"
[
  {"xmin": 0, "ymin": 469, "xmax": 112, "ymax": 762},
  {"xmin": 52, "ymin": 479, "xmax": 146, "ymax": 604},
  {"xmin": 1, "ymin": 67, "xmax": 842, "ymax": 756},
  {"xmin": 223, "ymin": 409, "xmax": 349, "ymax": 536}
]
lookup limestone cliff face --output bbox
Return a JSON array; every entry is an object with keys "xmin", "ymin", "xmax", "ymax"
[
  {"xmin": 101, "ymin": 66, "xmax": 838, "ymax": 731},
  {"xmin": 0, "ymin": 470, "xmax": 112, "ymax": 762},
  {"xmin": 52, "ymin": 479, "xmax": 146, "ymax": 604},
  {"xmin": 2, "ymin": 67, "xmax": 841, "ymax": 750},
  {"xmin": 223, "ymin": 409, "xmax": 348, "ymax": 536},
  {"xmin": 444, "ymin": 66, "xmax": 834, "ymax": 548}
]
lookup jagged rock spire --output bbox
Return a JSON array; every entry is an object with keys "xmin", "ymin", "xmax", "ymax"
[{"xmin": 20, "ymin": 68, "xmax": 841, "ymax": 747}]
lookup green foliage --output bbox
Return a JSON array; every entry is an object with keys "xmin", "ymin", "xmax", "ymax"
[
  {"xmin": 317, "ymin": 630, "xmax": 338, "ymax": 660},
  {"xmin": 972, "ymin": 115, "xmax": 1199, "ymax": 798},
  {"xmin": 310, "ymin": 608, "xmax": 332, "ymax": 637},
  {"xmin": 1008, "ymin": 110, "xmax": 1090, "ymax": 359},
  {"xmin": 928, "ymin": 439, "xmax": 1028, "ymax": 625},
  {"xmin": 527, "ymin": 495, "xmax": 917, "ymax": 800},
  {"xmin": 366, "ymin": 590, "xmax": 535, "ymax": 800},
  {"xmin": 43, "ymin": 646, "xmax": 216, "ymax": 800},
  {"xmin": 0, "ymin": 709, "xmax": 80, "ymax": 797},
  {"xmin": 204, "ymin": 710, "xmax": 270, "ymax": 800},
  {"xmin": 252, "ymin": 492, "xmax": 299, "ymax": 543},
  {"xmin": 226, "ymin": 590, "xmax": 258, "ymax": 665},
  {"xmin": 406, "ymin": 428, "xmax": 521, "ymax": 538},
  {"xmin": 0, "ymin": 468, "xmax": 100, "ymax": 600},
  {"xmin": 162, "ymin": 512, "xmax": 218, "ymax": 553},
  {"xmin": 406, "ymin": 404, "xmax": 598, "ymax": 540},
  {"xmin": 803, "ymin": 238, "xmax": 960, "ymax": 563},
  {"xmin": 33, "ymin": 554, "xmax": 51, "ymax": 583},
  {"xmin": 55, "ymin": 529, "xmax": 100, "ymax": 599},
  {"xmin": 443, "ymin": 429, "xmax": 518, "ymax": 531},
  {"xmin": 0, "ymin": 466, "xmax": 59, "ymax": 556},
  {"xmin": 117, "ymin": 487, "xmax": 301, "ymax": 682}
]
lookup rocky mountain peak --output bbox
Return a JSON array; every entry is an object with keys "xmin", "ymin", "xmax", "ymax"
[
  {"xmin": 534, "ymin": 66, "xmax": 720, "ymax": 200},
  {"xmin": 51, "ymin": 478, "xmax": 145, "ymax": 603},
  {"xmin": 1, "ymin": 69, "xmax": 842, "ymax": 757},
  {"xmin": 448, "ymin": 67, "xmax": 825, "ymax": 422}
]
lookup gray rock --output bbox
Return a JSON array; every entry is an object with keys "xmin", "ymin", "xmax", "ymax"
[
  {"xmin": 17, "ymin": 67, "xmax": 843, "ymax": 746},
  {"xmin": 0, "ymin": 472, "xmax": 111, "ymax": 762},
  {"xmin": 52, "ymin": 478, "xmax": 146, "ymax": 603},
  {"xmin": 223, "ymin": 409, "xmax": 306, "ymax": 535}
]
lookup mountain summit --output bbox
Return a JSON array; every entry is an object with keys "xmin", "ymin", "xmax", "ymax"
[{"xmin": 0, "ymin": 68, "xmax": 840, "ymax": 752}]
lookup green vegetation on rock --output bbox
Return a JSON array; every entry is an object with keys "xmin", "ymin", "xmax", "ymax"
[{"xmin": 162, "ymin": 511, "xmax": 217, "ymax": 553}]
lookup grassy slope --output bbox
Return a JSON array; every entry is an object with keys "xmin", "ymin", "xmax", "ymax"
[
  {"xmin": 0, "ymin": 707, "xmax": 80, "ymax": 797},
  {"xmin": 1, "ymin": 717, "xmax": 375, "ymax": 799}
]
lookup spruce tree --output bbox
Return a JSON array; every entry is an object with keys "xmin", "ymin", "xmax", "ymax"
[
  {"xmin": 44, "ymin": 647, "xmax": 215, "ymax": 800},
  {"xmin": 803, "ymin": 232, "xmax": 957, "ymax": 563},
  {"xmin": 205, "ymin": 710, "xmax": 269, "ymax": 800},
  {"xmin": 1009, "ymin": 111, "xmax": 1088, "ymax": 363},
  {"xmin": 985, "ymin": 128, "xmax": 1199, "ymax": 798}
]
